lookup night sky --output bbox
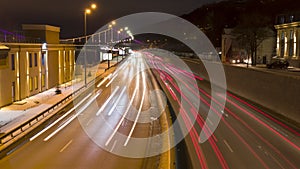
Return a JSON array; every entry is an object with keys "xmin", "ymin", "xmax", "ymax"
[{"xmin": 0, "ymin": 0, "xmax": 220, "ymax": 38}]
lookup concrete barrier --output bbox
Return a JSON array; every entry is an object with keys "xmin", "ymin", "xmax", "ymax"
[
  {"xmin": 12, "ymin": 129, "xmax": 22, "ymax": 137},
  {"xmin": 1, "ymin": 135, "xmax": 12, "ymax": 144},
  {"xmin": 191, "ymin": 61, "xmax": 300, "ymax": 126},
  {"xmin": 223, "ymin": 65, "xmax": 300, "ymax": 126},
  {"xmin": 21, "ymin": 124, "xmax": 30, "ymax": 131}
]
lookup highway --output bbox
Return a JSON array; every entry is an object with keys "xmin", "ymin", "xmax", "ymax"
[
  {"xmin": 0, "ymin": 52, "xmax": 172, "ymax": 169},
  {"xmin": 0, "ymin": 51, "xmax": 299, "ymax": 169},
  {"xmin": 144, "ymin": 50, "xmax": 300, "ymax": 169}
]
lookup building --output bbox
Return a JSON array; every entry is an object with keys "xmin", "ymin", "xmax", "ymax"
[
  {"xmin": 221, "ymin": 28, "xmax": 276, "ymax": 64},
  {"xmin": 0, "ymin": 25, "xmax": 75, "ymax": 107},
  {"xmin": 275, "ymin": 13, "xmax": 300, "ymax": 67}
]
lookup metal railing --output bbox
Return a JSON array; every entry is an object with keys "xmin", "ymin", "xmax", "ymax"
[
  {"xmin": 0, "ymin": 84, "xmax": 86, "ymax": 145},
  {"xmin": 0, "ymin": 56, "xmax": 124, "ymax": 156}
]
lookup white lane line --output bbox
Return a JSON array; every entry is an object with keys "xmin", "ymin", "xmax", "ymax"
[
  {"xmin": 96, "ymin": 86, "xmax": 120, "ymax": 116},
  {"xmin": 110, "ymin": 140, "xmax": 117, "ymax": 152},
  {"xmin": 113, "ymin": 62, "xmax": 128, "ymax": 77},
  {"xmin": 107, "ymin": 87, "xmax": 127, "ymax": 116},
  {"xmin": 59, "ymin": 140, "xmax": 73, "ymax": 153},
  {"xmin": 97, "ymin": 74, "xmax": 112, "ymax": 88},
  {"xmin": 207, "ymin": 118, "xmax": 213, "ymax": 126},
  {"xmin": 105, "ymin": 74, "xmax": 118, "ymax": 87},
  {"xmin": 223, "ymin": 139, "xmax": 234, "ymax": 153},
  {"xmin": 105, "ymin": 72, "xmax": 140, "ymax": 146},
  {"xmin": 44, "ymin": 92, "xmax": 101, "ymax": 141},
  {"xmin": 124, "ymin": 71, "xmax": 146, "ymax": 146},
  {"xmin": 268, "ymin": 152, "xmax": 286, "ymax": 169},
  {"xmin": 30, "ymin": 93, "xmax": 93, "ymax": 141},
  {"xmin": 86, "ymin": 119, "xmax": 93, "ymax": 126}
]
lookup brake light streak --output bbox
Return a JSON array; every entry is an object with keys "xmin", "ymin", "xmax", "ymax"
[{"xmin": 154, "ymin": 58, "xmax": 298, "ymax": 169}]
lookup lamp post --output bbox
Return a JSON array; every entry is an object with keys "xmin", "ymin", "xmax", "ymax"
[
  {"xmin": 84, "ymin": 9, "xmax": 91, "ymax": 37},
  {"xmin": 109, "ymin": 21, "xmax": 116, "ymax": 43},
  {"xmin": 83, "ymin": 3, "xmax": 97, "ymax": 37},
  {"xmin": 83, "ymin": 3, "xmax": 97, "ymax": 86}
]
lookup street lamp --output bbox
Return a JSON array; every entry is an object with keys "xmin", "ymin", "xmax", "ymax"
[
  {"xmin": 83, "ymin": 3, "xmax": 97, "ymax": 36},
  {"xmin": 91, "ymin": 4, "xmax": 97, "ymax": 9},
  {"xmin": 84, "ymin": 9, "xmax": 91, "ymax": 36},
  {"xmin": 83, "ymin": 3, "xmax": 97, "ymax": 86},
  {"xmin": 109, "ymin": 21, "xmax": 116, "ymax": 43}
]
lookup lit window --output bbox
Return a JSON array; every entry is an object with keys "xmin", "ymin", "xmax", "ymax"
[
  {"xmin": 290, "ymin": 15, "xmax": 294, "ymax": 22},
  {"xmin": 42, "ymin": 74, "xmax": 45, "ymax": 87},
  {"xmin": 34, "ymin": 76, "xmax": 38, "ymax": 90},
  {"xmin": 29, "ymin": 77, "xmax": 33, "ymax": 91}
]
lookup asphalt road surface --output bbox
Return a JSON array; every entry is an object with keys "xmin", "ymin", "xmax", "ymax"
[
  {"xmin": 144, "ymin": 49, "xmax": 300, "ymax": 169},
  {"xmin": 0, "ymin": 51, "xmax": 299, "ymax": 169}
]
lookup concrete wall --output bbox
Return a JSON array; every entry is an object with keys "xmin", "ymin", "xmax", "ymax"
[
  {"xmin": 191, "ymin": 61, "xmax": 300, "ymax": 125},
  {"xmin": 47, "ymin": 50, "xmax": 59, "ymax": 88},
  {"xmin": 223, "ymin": 65, "xmax": 300, "ymax": 125}
]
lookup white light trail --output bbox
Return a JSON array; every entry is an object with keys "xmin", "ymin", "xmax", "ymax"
[
  {"xmin": 96, "ymin": 86, "xmax": 120, "ymax": 116},
  {"xmin": 105, "ymin": 69, "xmax": 140, "ymax": 146},
  {"xmin": 44, "ymin": 92, "xmax": 101, "ymax": 141},
  {"xmin": 30, "ymin": 93, "xmax": 94, "ymax": 141},
  {"xmin": 97, "ymin": 74, "xmax": 112, "ymax": 88},
  {"xmin": 124, "ymin": 71, "xmax": 146, "ymax": 146},
  {"xmin": 107, "ymin": 87, "xmax": 127, "ymax": 116}
]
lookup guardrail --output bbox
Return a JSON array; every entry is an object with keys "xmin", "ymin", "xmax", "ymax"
[
  {"xmin": 0, "ymin": 56, "xmax": 124, "ymax": 156},
  {"xmin": 0, "ymin": 84, "xmax": 86, "ymax": 145}
]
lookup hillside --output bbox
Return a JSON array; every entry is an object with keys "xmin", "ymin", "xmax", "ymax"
[{"xmin": 181, "ymin": 0, "xmax": 300, "ymax": 47}]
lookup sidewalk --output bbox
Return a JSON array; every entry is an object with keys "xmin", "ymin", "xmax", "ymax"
[
  {"xmin": 0, "ymin": 56, "xmax": 123, "ymax": 135},
  {"xmin": 228, "ymin": 63, "xmax": 300, "ymax": 78}
]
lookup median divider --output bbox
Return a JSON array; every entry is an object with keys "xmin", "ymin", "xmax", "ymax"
[{"xmin": 157, "ymin": 106, "xmax": 175, "ymax": 169}]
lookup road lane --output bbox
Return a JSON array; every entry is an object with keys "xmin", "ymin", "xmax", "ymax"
[
  {"xmin": 145, "ymin": 51, "xmax": 300, "ymax": 169},
  {"xmin": 1, "ymin": 50, "xmax": 299, "ymax": 169},
  {"xmin": 0, "ymin": 53, "xmax": 173, "ymax": 169}
]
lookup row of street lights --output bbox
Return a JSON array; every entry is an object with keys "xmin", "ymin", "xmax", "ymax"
[
  {"xmin": 81, "ymin": 2, "xmax": 134, "ymax": 86},
  {"xmin": 83, "ymin": 3, "xmax": 134, "ymax": 43}
]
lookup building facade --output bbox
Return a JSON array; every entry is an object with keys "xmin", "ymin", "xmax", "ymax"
[
  {"xmin": 0, "ymin": 25, "xmax": 75, "ymax": 107},
  {"xmin": 275, "ymin": 13, "xmax": 300, "ymax": 67},
  {"xmin": 221, "ymin": 28, "xmax": 276, "ymax": 64}
]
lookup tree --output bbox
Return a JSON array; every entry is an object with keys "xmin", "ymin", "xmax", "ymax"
[{"xmin": 233, "ymin": 13, "xmax": 274, "ymax": 66}]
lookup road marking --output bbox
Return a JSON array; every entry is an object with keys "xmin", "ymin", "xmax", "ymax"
[
  {"xmin": 86, "ymin": 119, "xmax": 93, "ymax": 126},
  {"xmin": 107, "ymin": 87, "xmax": 127, "ymax": 116},
  {"xmin": 110, "ymin": 140, "xmax": 117, "ymax": 152},
  {"xmin": 60, "ymin": 140, "xmax": 73, "ymax": 153},
  {"xmin": 207, "ymin": 118, "xmax": 213, "ymax": 126},
  {"xmin": 97, "ymin": 74, "xmax": 112, "ymax": 88},
  {"xmin": 223, "ymin": 139, "xmax": 234, "ymax": 152},
  {"xmin": 29, "ymin": 93, "xmax": 94, "ymax": 141},
  {"xmin": 124, "ymin": 71, "xmax": 146, "ymax": 146},
  {"xmin": 268, "ymin": 152, "xmax": 286, "ymax": 169},
  {"xmin": 113, "ymin": 62, "xmax": 128, "ymax": 77},
  {"xmin": 44, "ymin": 92, "xmax": 101, "ymax": 141},
  {"xmin": 105, "ymin": 73, "xmax": 118, "ymax": 87},
  {"xmin": 105, "ymin": 70, "xmax": 140, "ymax": 146},
  {"xmin": 96, "ymin": 86, "xmax": 120, "ymax": 116}
]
